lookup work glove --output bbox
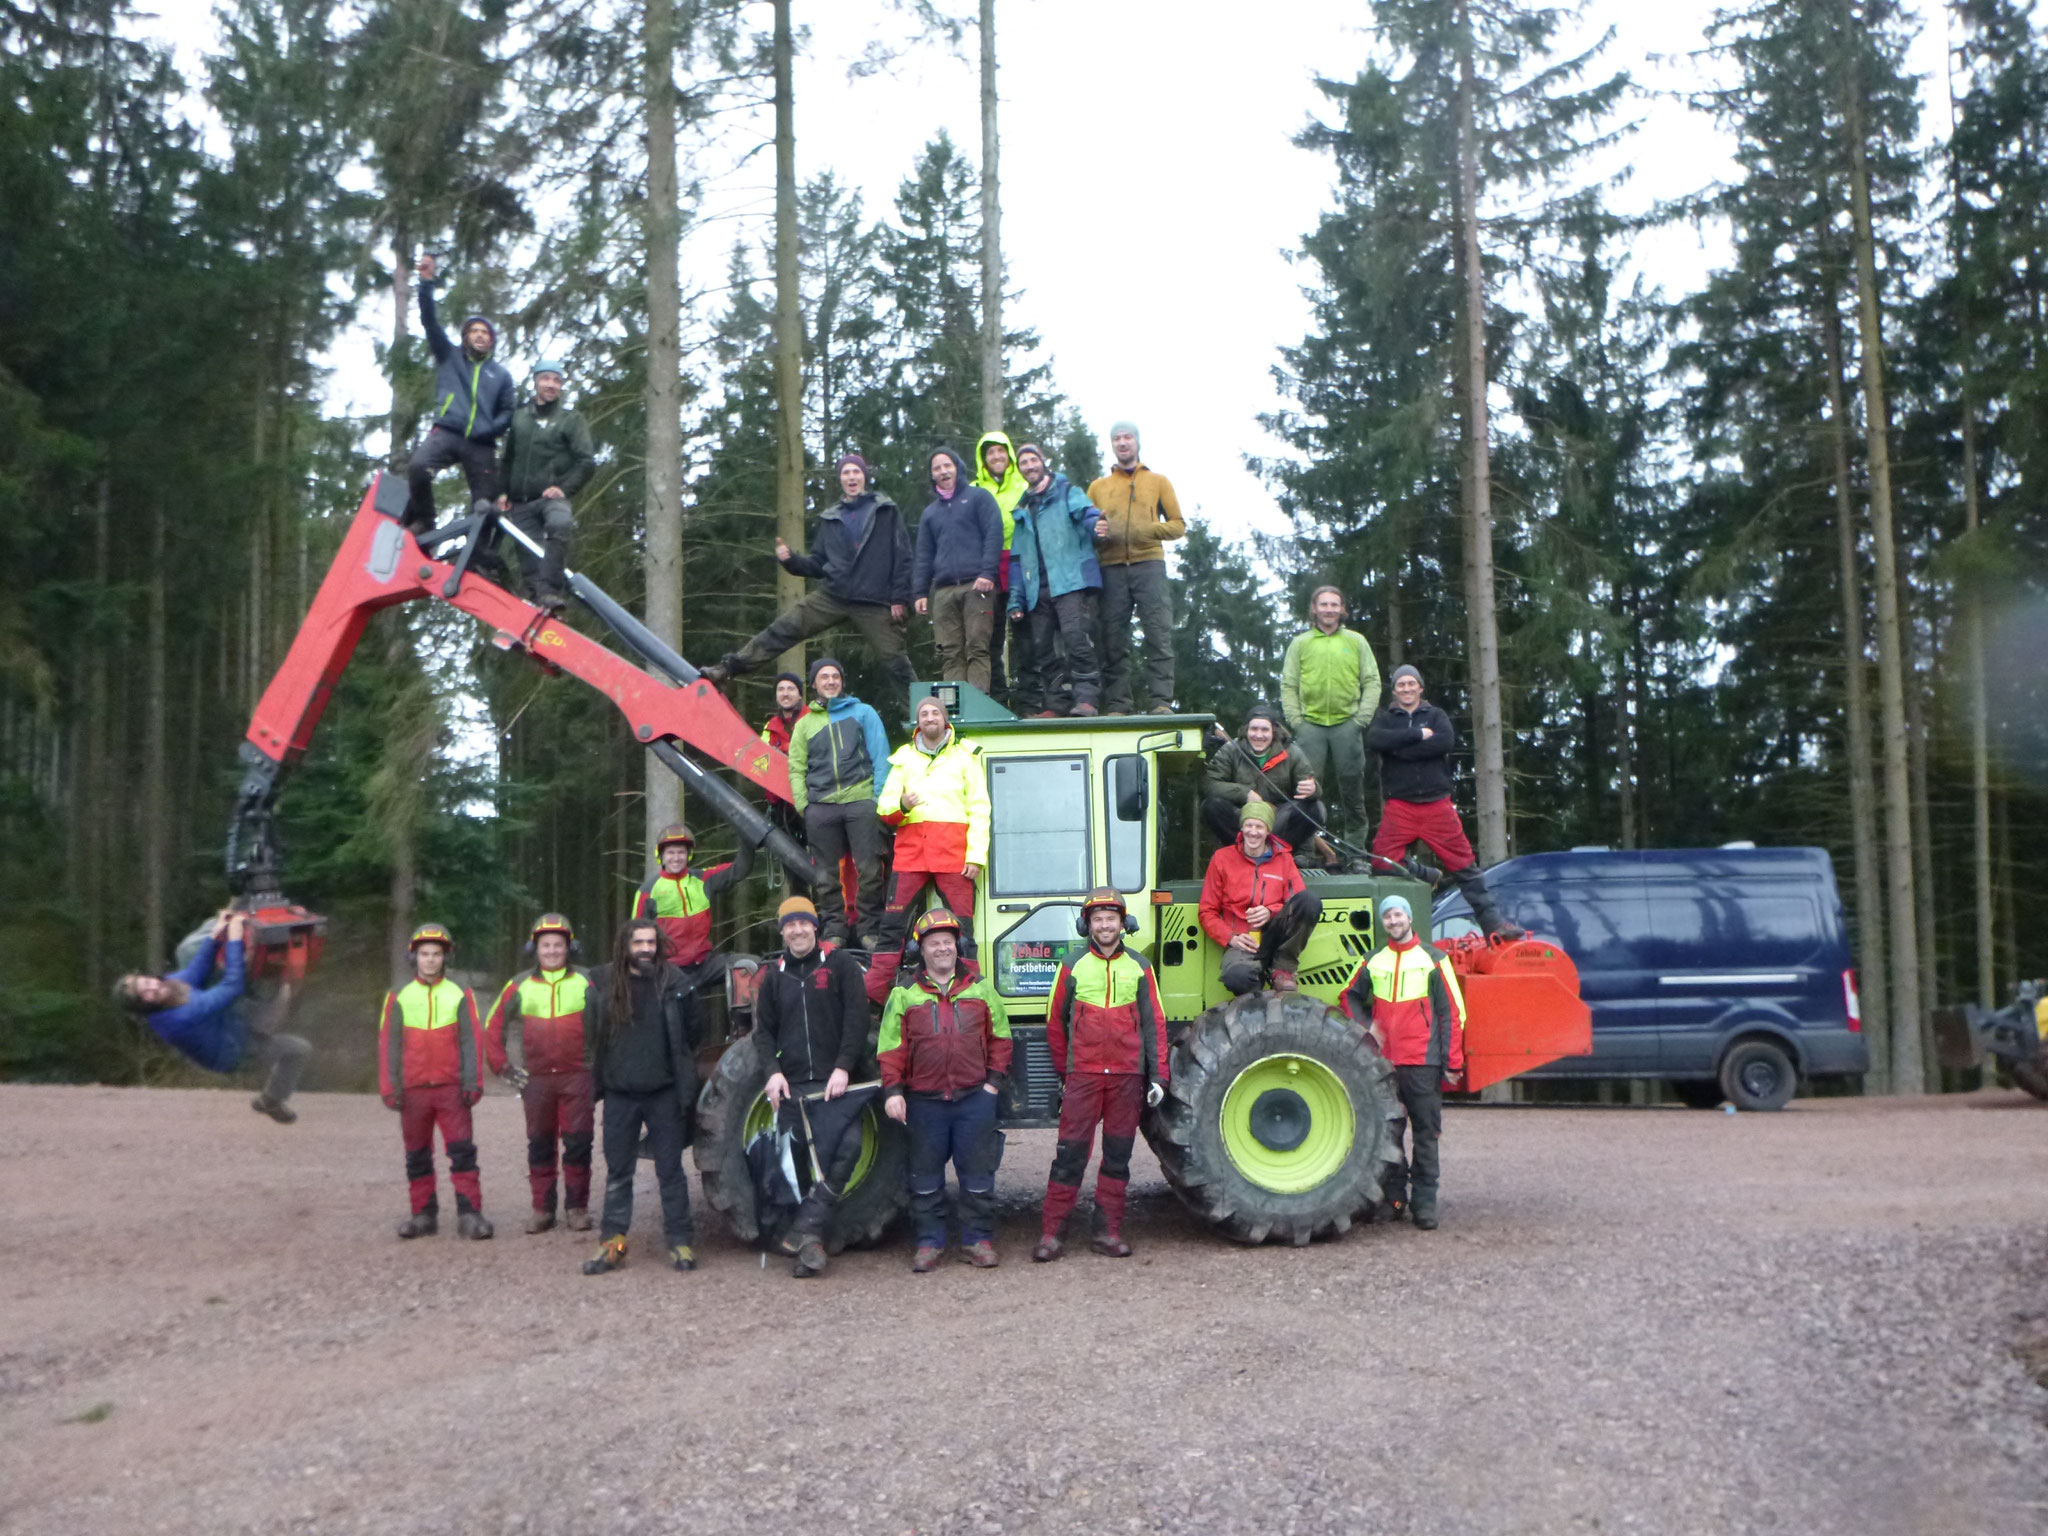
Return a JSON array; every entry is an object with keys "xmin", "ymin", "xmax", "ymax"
[
  {"xmin": 382, "ymin": 1092, "xmax": 401, "ymax": 1112},
  {"xmin": 1146, "ymin": 1080, "xmax": 1165, "ymax": 1109},
  {"xmin": 462, "ymin": 1087, "xmax": 483, "ymax": 1108},
  {"xmin": 505, "ymin": 1065, "xmax": 531, "ymax": 1091}
]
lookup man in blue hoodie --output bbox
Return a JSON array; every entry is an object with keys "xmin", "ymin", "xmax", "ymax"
[
  {"xmin": 112, "ymin": 910, "xmax": 310, "ymax": 1122},
  {"xmin": 913, "ymin": 446, "xmax": 1004, "ymax": 692},
  {"xmin": 402, "ymin": 253, "xmax": 516, "ymax": 534},
  {"xmin": 785, "ymin": 657, "xmax": 893, "ymax": 947},
  {"xmin": 1007, "ymin": 443, "xmax": 1104, "ymax": 717},
  {"xmin": 704, "ymin": 454, "xmax": 914, "ymax": 691}
]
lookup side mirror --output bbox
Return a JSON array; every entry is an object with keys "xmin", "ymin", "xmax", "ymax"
[{"xmin": 1112, "ymin": 755, "xmax": 1148, "ymax": 822}]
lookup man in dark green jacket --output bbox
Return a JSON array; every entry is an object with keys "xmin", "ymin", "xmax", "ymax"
[{"xmin": 495, "ymin": 360, "xmax": 595, "ymax": 609}]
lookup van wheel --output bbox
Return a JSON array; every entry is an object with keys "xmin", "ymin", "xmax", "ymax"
[
  {"xmin": 1720, "ymin": 1039, "xmax": 1796, "ymax": 1112},
  {"xmin": 1672, "ymin": 1081, "xmax": 1725, "ymax": 1110}
]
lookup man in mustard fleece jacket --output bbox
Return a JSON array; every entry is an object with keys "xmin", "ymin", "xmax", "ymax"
[{"xmin": 1087, "ymin": 420, "xmax": 1185, "ymax": 714}]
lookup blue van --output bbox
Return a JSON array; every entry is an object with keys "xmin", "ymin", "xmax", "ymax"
[{"xmin": 1432, "ymin": 846, "xmax": 1868, "ymax": 1110}]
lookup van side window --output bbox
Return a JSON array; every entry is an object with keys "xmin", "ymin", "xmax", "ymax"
[{"xmin": 1648, "ymin": 893, "xmax": 1825, "ymax": 969}]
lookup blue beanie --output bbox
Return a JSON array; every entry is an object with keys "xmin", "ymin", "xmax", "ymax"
[
  {"xmin": 1379, "ymin": 894, "xmax": 1412, "ymax": 922},
  {"xmin": 533, "ymin": 359, "xmax": 566, "ymax": 378}
]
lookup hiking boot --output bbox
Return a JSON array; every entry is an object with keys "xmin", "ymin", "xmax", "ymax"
[
  {"xmin": 1090, "ymin": 1232, "xmax": 1134, "ymax": 1258},
  {"xmin": 457, "ymin": 1210, "xmax": 494, "ymax": 1240},
  {"xmin": 395, "ymin": 1209, "xmax": 438, "ymax": 1240},
  {"xmin": 670, "ymin": 1245, "xmax": 697, "ymax": 1272},
  {"xmin": 564, "ymin": 1206, "xmax": 592, "ymax": 1231},
  {"xmin": 698, "ymin": 660, "xmax": 732, "ymax": 687},
  {"xmin": 1032, "ymin": 1235, "xmax": 1064, "ymax": 1263},
  {"xmin": 910, "ymin": 1244, "xmax": 944, "ymax": 1273},
  {"xmin": 583, "ymin": 1235, "xmax": 627, "ymax": 1274},
  {"xmin": 1071, "ymin": 702, "xmax": 1098, "ymax": 717},
  {"xmin": 1147, "ymin": 704, "xmax": 1175, "ymax": 715},
  {"xmin": 524, "ymin": 1208, "xmax": 556, "ymax": 1235},
  {"xmin": 960, "ymin": 1239, "xmax": 999, "ymax": 1269},
  {"xmin": 534, "ymin": 588, "xmax": 567, "ymax": 613},
  {"xmin": 1402, "ymin": 857, "xmax": 1444, "ymax": 888},
  {"xmin": 1270, "ymin": 969, "xmax": 1298, "ymax": 992},
  {"xmin": 1410, "ymin": 1192, "xmax": 1439, "ymax": 1231},
  {"xmin": 793, "ymin": 1233, "xmax": 827, "ymax": 1277},
  {"xmin": 250, "ymin": 1094, "xmax": 297, "ymax": 1124}
]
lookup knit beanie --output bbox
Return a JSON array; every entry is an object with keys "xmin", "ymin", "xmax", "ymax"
[
  {"xmin": 1110, "ymin": 419, "xmax": 1140, "ymax": 448},
  {"xmin": 808, "ymin": 656, "xmax": 845, "ymax": 688},
  {"xmin": 1379, "ymin": 894, "xmax": 1411, "ymax": 921},
  {"xmin": 778, "ymin": 895, "xmax": 819, "ymax": 929},
  {"xmin": 532, "ymin": 359, "xmax": 566, "ymax": 378},
  {"xmin": 835, "ymin": 452, "xmax": 868, "ymax": 477},
  {"xmin": 1245, "ymin": 701, "xmax": 1283, "ymax": 730},
  {"xmin": 1240, "ymin": 800, "xmax": 1276, "ymax": 829},
  {"xmin": 773, "ymin": 670, "xmax": 803, "ymax": 693},
  {"xmin": 1015, "ymin": 442, "xmax": 1047, "ymax": 469},
  {"xmin": 1391, "ymin": 664, "xmax": 1423, "ymax": 687}
]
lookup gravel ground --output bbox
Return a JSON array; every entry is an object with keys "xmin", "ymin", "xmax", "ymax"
[{"xmin": 2, "ymin": 1081, "xmax": 2045, "ymax": 1535}]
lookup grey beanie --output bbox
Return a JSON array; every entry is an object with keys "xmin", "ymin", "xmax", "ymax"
[
  {"xmin": 1109, "ymin": 419, "xmax": 1140, "ymax": 446},
  {"xmin": 1391, "ymin": 664, "xmax": 1423, "ymax": 686}
]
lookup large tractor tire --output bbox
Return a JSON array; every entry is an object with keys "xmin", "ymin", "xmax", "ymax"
[
  {"xmin": 694, "ymin": 1031, "xmax": 909, "ymax": 1253},
  {"xmin": 2010, "ymin": 1055, "xmax": 2048, "ymax": 1102},
  {"xmin": 1144, "ymin": 991, "xmax": 1402, "ymax": 1245}
]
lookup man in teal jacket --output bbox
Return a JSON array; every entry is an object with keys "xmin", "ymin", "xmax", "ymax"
[
  {"xmin": 786, "ymin": 657, "xmax": 892, "ymax": 948},
  {"xmin": 1007, "ymin": 444, "xmax": 1103, "ymax": 717},
  {"xmin": 1280, "ymin": 586, "xmax": 1381, "ymax": 847}
]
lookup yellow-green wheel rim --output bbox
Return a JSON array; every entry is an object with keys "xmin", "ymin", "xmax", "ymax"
[
  {"xmin": 742, "ymin": 1090, "xmax": 879, "ymax": 1193},
  {"xmin": 1218, "ymin": 1054, "xmax": 1355, "ymax": 1194}
]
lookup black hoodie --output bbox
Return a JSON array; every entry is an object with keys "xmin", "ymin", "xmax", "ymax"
[{"xmin": 1365, "ymin": 699, "xmax": 1458, "ymax": 803}]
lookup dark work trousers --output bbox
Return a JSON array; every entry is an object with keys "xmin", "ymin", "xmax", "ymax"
[
  {"xmin": 929, "ymin": 583, "xmax": 997, "ymax": 692},
  {"xmin": 1099, "ymin": 559, "xmax": 1174, "ymax": 713},
  {"xmin": 400, "ymin": 1083, "xmax": 482, "ymax": 1215},
  {"xmin": 523, "ymin": 1068, "xmax": 595, "ymax": 1213},
  {"xmin": 1200, "ymin": 796, "xmax": 1328, "ymax": 859},
  {"xmin": 804, "ymin": 798, "xmax": 887, "ymax": 942},
  {"xmin": 598, "ymin": 1088, "xmax": 694, "ymax": 1247},
  {"xmin": 988, "ymin": 584, "xmax": 1011, "ymax": 703},
  {"xmin": 1386, "ymin": 1065, "xmax": 1445, "ymax": 1213},
  {"xmin": 1290, "ymin": 720, "xmax": 1370, "ymax": 847},
  {"xmin": 906, "ymin": 1088, "xmax": 1002, "ymax": 1246},
  {"xmin": 877, "ymin": 869, "xmax": 978, "ymax": 956},
  {"xmin": 238, "ymin": 991, "xmax": 310, "ymax": 1105},
  {"xmin": 787, "ymin": 1083, "xmax": 877, "ymax": 1193},
  {"xmin": 731, "ymin": 591, "xmax": 914, "ymax": 691},
  {"xmin": 405, "ymin": 426, "xmax": 499, "ymax": 531},
  {"xmin": 1014, "ymin": 590, "xmax": 1101, "ymax": 714},
  {"xmin": 498, "ymin": 496, "xmax": 574, "ymax": 598},
  {"xmin": 1218, "ymin": 890, "xmax": 1326, "ymax": 995},
  {"xmin": 1041, "ymin": 1071, "xmax": 1145, "ymax": 1237}
]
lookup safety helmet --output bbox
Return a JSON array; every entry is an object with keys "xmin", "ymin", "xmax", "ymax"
[
  {"xmin": 910, "ymin": 908, "xmax": 963, "ymax": 946},
  {"xmin": 408, "ymin": 922, "xmax": 454, "ymax": 953},
  {"xmin": 655, "ymin": 823, "xmax": 695, "ymax": 853},
  {"xmin": 531, "ymin": 912, "xmax": 575, "ymax": 943},
  {"xmin": 1075, "ymin": 886, "xmax": 1139, "ymax": 938}
]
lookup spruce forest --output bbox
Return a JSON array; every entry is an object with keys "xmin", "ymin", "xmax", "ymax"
[{"xmin": 3, "ymin": 0, "xmax": 2043, "ymax": 1097}]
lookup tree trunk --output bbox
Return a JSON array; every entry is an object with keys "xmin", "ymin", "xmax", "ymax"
[
  {"xmin": 1453, "ymin": 0, "xmax": 1507, "ymax": 866},
  {"xmin": 1905, "ymin": 639, "xmax": 1939, "ymax": 1052},
  {"xmin": 1819, "ymin": 290, "xmax": 1889, "ymax": 1084},
  {"xmin": 84, "ymin": 479, "xmax": 111, "ymax": 1002},
  {"xmin": 978, "ymin": 0, "xmax": 1003, "ymax": 429},
  {"xmin": 771, "ymin": 0, "xmax": 805, "ymax": 653},
  {"xmin": 1844, "ymin": 55, "xmax": 1922, "ymax": 1093},
  {"xmin": 143, "ymin": 502, "xmax": 168, "ymax": 973},
  {"xmin": 1961, "ymin": 398, "xmax": 1994, "ymax": 1009},
  {"xmin": 643, "ymin": 0, "xmax": 686, "ymax": 853}
]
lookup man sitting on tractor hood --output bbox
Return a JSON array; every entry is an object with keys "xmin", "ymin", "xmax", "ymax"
[{"xmin": 1199, "ymin": 801, "xmax": 1324, "ymax": 996}]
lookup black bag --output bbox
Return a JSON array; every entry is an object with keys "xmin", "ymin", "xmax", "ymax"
[{"xmin": 744, "ymin": 1118, "xmax": 804, "ymax": 1249}]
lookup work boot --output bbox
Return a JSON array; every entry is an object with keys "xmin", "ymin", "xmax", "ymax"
[
  {"xmin": 1071, "ymin": 702, "xmax": 1099, "ymax": 717},
  {"xmin": 1032, "ymin": 1235, "xmax": 1064, "ymax": 1262},
  {"xmin": 250, "ymin": 1093, "xmax": 297, "ymax": 1124},
  {"xmin": 1410, "ymin": 1186, "xmax": 1439, "ymax": 1230},
  {"xmin": 533, "ymin": 586, "xmax": 567, "ymax": 613},
  {"xmin": 583, "ymin": 1235, "xmax": 627, "ymax": 1274},
  {"xmin": 395, "ymin": 1209, "xmax": 438, "ymax": 1240},
  {"xmin": 1270, "ymin": 969, "xmax": 1298, "ymax": 992},
  {"xmin": 1090, "ymin": 1181, "xmax": 1133, "ymax": 1257},
  {"xmin": 670, "ymin": 1244, "xmax": 697, "ymax": 1272},
  {"xmin": 910, "ymin": 1244, "xmax": 944, "ymax": 1274},
  {"xmin": 1148, "ymin": 704, "xmax": 1175, "ymax": 715},
  {"xmin": 1031, "ymin": 710, "xmax": 1061, "ymax": 719},
  {"xmin": 699, "ymin": 658, "xmax": 734, "ymax": 688},
  {"xmin": 1402, "ymin": 857, "xmax": 1444, "ymax": 888},
  {"xmin": 793, "ymin": 1232, "xmax": 827, "ymax": 1278},
  {"xmin": 960, "ymin": 1239, "xmax": 999, "ymax": 1269},
  {"xmin": 524, "ymin": 1207, "xmax": 556, "ymax": 1235},
  {"xmin": 564, "ymin": 1206, "xmax": 593, "ymax": 1232},
  {"xmin": 1453, "ymin": 866, "xmax": 1526, "ymax": 940},
  {"xmin": 457, "ymin": 1210, "xmax": 494, "ymax": 1240}
]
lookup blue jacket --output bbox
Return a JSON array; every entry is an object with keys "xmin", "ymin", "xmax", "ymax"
[
  {"xmin": 913, "ymin": 449, "xmax": 1003, "ymax": 593},
  {"xmin": 420, "ymin": 281, "xmax": 515, "ymax": 443},
  {"xmin": 146, "ymin": 936, "xmax": 248, "ymax": 1073},
  {"xmin": 1009, "ymin": 472, "xmax": 1103, "ymax": 612}
]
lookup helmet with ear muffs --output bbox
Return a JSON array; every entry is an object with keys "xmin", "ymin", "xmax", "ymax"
[
  {"xmin": 524, "ymin": 912, "xmax": 582, "ymax": 962},
  {"xmin": 1075, "ymin": 886, "xmax": 1140, "ymax": 938}
]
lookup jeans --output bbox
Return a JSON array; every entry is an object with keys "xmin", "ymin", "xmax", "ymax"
[
  {"xmin": 1099, "ymin": 559, "xmax": 1174, "ymax": 712},
  {"xmin": 804, "ymin": 798, "xmax": 887, "ymax": 942},
  {"xmin": 906, "ymin": 1088, "xmax": 1002, "ymax": 1245},
  {"xmin": 1218, "ymin": 890, "xmax": 1326, "ymax": 994},
  {"xmin": 405, "ymin": 427, "xmax": 499, "ymax": 531},
  {"xmin": 598, "ymin": 1088, "xmax": 695, "ymax": 1247},
  {"xmin": 929, "ymin": 583, "xmax": 996, "ymax": 692}
]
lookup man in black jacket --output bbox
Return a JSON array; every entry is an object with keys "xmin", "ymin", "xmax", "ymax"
[
  {"xmin": 756, "ymin": 895, "xmax": 876, "ymax": 1278},
  {"xmin": 704, "ymin": 454, "xmax": 914, "ymax": 691},
  {"xmin": 581, "ymin": 918, "xmax": 703, "ymax": 1274},
  {"xmin": 1366, "ymin": 665, "xmax": 1523, "ymax": 938},
  {"xmin": 402, "ymin": 253, "xmax": 515, "ymax": 534},
  {"xmin": 494, "ymin": 360, "xmax": 595, "ymax": 609}
]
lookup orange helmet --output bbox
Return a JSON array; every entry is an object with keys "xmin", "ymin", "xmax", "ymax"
[
  {"xmin": 655, "ymin": 823, "xmax": 695, "ymax": 853},
  {"xmin": 530, "ymin": 912, "xmax": 574, "ymax": 942},
  {"xmin": 910, "ymin": 908, "xmax": 963, "ymax": 945},
  {"xmin": 1076, "ymin": 886, "xmax": 1135, "ymax": 938},
  {"xmin": 408, "ymin": 922, "xmax": 454, "ymax": 953}
]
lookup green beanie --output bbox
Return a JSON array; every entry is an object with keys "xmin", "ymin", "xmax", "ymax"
[{"xmin": 1240, "ymin": 800, "xmax": 1276, "ymax": 829}]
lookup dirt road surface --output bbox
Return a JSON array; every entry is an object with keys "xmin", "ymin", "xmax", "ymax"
[{"xmin": 2, "ymin": 1083, "xmax": 2045, "ymax": 1535}]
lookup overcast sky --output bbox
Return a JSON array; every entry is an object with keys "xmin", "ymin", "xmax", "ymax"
[{"xmin": 139, "ymin": 0, "xmax": 1953, "ymax": 536}]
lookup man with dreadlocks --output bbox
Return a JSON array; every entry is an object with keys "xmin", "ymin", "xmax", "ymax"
[{"xmin": 580, "ymin": 918, "xmax": 703, "ymax": 1275}]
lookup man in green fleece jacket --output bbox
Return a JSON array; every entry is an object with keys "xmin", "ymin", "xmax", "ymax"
[{"xmin": 1280, "ymin": 587, "xmax": 1381, "ymax": 849}]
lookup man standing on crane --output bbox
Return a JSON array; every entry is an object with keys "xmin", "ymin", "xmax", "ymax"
[
  {"xmin": 631, "ymin": 822, "xmax": 753, "ymax": 989},
  {"xmin": 379, "ymin": 923, "xmax": 492, "ymax": 1240},
  {"xmin": 494, "ymin": 360, "xmax": 595, "ymax": 610},
  {"xmin": 401, "ymin": 253, "xmax": 514, "ymax": 535},
  {"xmin": 484, "ymin": 914, "xmax": 595, "ymax": 1234}
]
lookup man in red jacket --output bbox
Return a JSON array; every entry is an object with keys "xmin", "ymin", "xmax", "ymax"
[
  {"xmin": 631, "ymin": 822, "xmax": 752, "ymax": 983},
  {"xmin": 1340, "ymin": 894, "xmax": 1467, "ymax": 1230},
  {"xmin": 1199, "ymin": 801, "xmax": 1325, "ymax": 995},
  {"xmin": 379, "ymin": 923, "xmax": 492, "ymax": 1240},
  {"xmin": 485, "ymin": 913, "xmax": 594, "ymax": 1234},
  {"xmin": 1036, "ymin": 888, "xmax": 1168, "ymax": 1261}
]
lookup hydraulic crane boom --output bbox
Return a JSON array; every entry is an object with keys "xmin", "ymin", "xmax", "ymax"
[{"xmin": 227, "ymin": 474, "xmax": 809, "ymax": 907}]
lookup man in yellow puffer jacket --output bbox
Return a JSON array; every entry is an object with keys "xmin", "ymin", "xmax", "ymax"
[{"xmin": 875, "ymin": 696, "xmax": 990, "ymax": 959}]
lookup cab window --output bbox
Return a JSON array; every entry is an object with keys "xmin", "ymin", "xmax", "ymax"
[
  {"xmin": 1155, "ymin": 752, "xmax": 1208, "ymax": 884},
  {"xmin": 988, "ymin": 755, "xmax": 1092, "ymax": 896},
  {"xmin": 1105, "ymin": 754, "xmax": 1147, "ymax": 892}
]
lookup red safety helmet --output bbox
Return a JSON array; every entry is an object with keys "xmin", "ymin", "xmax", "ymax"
[
  {"xmin": 408, "ymin": 922, "xmax": 454, "ymax": 953},
  {"xmin": 910, "ymin": 908, "xmax": 964, "ymax": 946},
  {"xmin": 655, "ymin": 823, "xmax": 696, "ymax": 853},
  {"xmin": 530, "ymin": 912, "xmax": 574, "ymax": 943},
  {"xmin": 1076, "ymin": 886, "xmax": 1137, "ymax": 938}
]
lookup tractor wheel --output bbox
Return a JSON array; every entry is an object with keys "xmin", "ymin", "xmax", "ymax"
[
  {"xmin": 693, "ymin": 1031, "xmax": 909, "ymax": 1253},
  {"xmin": 2010, "ymin": 1055, "xmax": 2048, "ymax": 1102},
  {"xmin": 1143, "ymin": 991, "xmax": 1402, "ymax": 1245}
]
